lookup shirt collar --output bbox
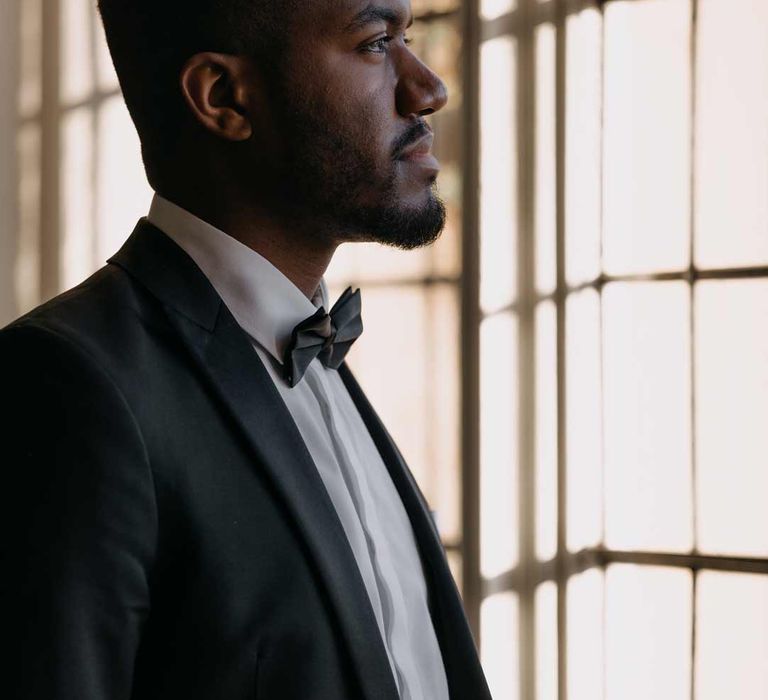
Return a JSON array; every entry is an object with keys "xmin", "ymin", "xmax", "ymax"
[{"xmin": 147, "ymin": 193, "xmax": 330, "ymax": 365}]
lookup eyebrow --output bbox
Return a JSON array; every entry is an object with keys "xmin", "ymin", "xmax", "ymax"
[{"xmin": 344, "ymin": 5, "xmax": 414, "ymax": 33}]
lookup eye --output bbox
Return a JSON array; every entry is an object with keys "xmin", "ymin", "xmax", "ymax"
[{"xmin": 361, "ymin": 34, "xmax": 414, "ymax": 55}]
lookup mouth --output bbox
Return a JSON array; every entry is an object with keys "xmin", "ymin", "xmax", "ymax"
[
  {"xmin": 397, "ymin": 132, "xmax": 440, "ymax": 174},
  {"xmin": 399, "ymin": 151, "xmax": 441, "ymax": 173}
]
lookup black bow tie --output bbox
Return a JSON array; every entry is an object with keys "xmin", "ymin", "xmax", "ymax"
[{"xmin": 282, "ymin": 286, "xmax": 363, "ymax": 388}]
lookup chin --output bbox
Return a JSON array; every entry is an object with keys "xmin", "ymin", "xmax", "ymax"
[{"xmin": 366, "ymin": 190, "xmax": 447, "ymax": 250}]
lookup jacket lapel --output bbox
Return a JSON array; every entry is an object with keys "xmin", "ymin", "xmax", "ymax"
[
  {"xmin": 108, "ymin": 220, "xmax": 399, "ymax": 700},
  {"xmin": 339, "ymin": 364, "xmax": 492, "ymax": 700}
]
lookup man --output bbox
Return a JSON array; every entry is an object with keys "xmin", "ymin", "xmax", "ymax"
[{"xmin": 0, "ymin": 0, "xmax": 492, "ymax": 698}]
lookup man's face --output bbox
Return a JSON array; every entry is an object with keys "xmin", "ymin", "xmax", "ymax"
[{"xmin": 250, "ymin": 0, "xmax": 449, "ymax": 249}]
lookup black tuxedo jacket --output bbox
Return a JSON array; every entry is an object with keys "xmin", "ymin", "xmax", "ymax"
[{"xmin": 0, "ymin": 220, "xmax": 492, "ymax": 700}]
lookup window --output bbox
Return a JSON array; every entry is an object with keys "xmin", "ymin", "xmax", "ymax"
[{"xmin": 470, "ymin": 1, "xmax": 768, "ymax": 698}]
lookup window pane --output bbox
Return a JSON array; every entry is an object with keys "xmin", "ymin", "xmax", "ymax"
[
  {"xmin": 428, "ymin": 284, "xmax": 461, "ymax": 543},
  {"xmin": 535, "ymin": 23, "xmax": 556, "ymax": 295},
  {"xmin": 535, "ymin": 581, "xmax": 558, "ymax": 700},
  {"xmin": 536, "ymin": 301, "xmax": 557, "ymax": 561},
  {"xmin": 481, "ymin": 591, "xmax": 520, "ymax": 700},
  {"xmin": 481, "ymin": 0, "xmax": 516, "ymax": 21},
  {"xmin": 567, "ymin": 568, "xmax": 604, "ymax": 700},
  {"xmin": 480, "ymin": 312, "xmax": 519, "ymax": 577},
  {"xmin": 60, "ymin": 107, "xmax": 94, "ymax": 290},
  {"xmin": 565, "ymin": 7, "xmax": 602, "ymax": 286},
  {"xmin": 60, "ymin": 0, "xmax": 94, "ymax": 105},
  {"xmin": 695, "ymin": 280, "xmax": 768, "ymax": 557},
  {"xmin": 18, "ymin": 0, "xmax": 42, "ymax": 118},
  {"xmin": 605, "ymin": 565, "xmax": 692, "ymax": 700},
  {"xmin": 480, "ymin": 36, "xmax": 517, "ymax": 313},
  {"xmin": 95, "ymin": 6, "xmax": 120, "ymax": 92},
  {"xmin": 412, "ymin": 0, "xmax": 460, "ymax": 12},
  {"xmin": 695, "ymin": 572, "xmax": 768, "ymax": 700},
  {"xmin": 446, "ymin": 550, "xmax": 463, "ymax": 598},
  {"xmin": 345, "ymin": 284, "xmax": 460, "ymax": 542},
  {"xmin": 566, "ymin": 289, "xmax": 602, "ymax": 551},
  {"xmin": 96, "ymin": 96, "xmax": 152, "ymax": 261},
  {"xmin": 602, "ymin": 0, "xmax": 691, "ymax": 275},
  {"xmin": 329, "ymin": 242, "xmax": 431, "ymax": 286},
  {"xmin": 694, "ymin": 0, "xmax": 768, "ymax": 268},
  {"xmin": 603, "ymin": 282, "xmax": 692, "ymax": 551},
  {"xmin": 16, "ymin": 124, "xmax": 41, "ymax": 313}
]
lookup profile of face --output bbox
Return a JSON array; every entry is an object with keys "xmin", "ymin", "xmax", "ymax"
[
  {"xmin": 263, "ymin": 0, "xmax": 449, "ymax": 250},
  {"xmin": 227, "ymin": 0, "xmax": 450, "ymax": 250}
]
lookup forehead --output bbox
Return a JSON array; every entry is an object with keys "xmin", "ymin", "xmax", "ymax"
[{"xmin": 300, "ymin": 0, "xmax": 413, "ymax": 31}]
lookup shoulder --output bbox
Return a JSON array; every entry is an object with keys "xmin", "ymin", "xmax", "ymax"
[{"xmin": 1, "ymin": 260, "xmax": 172, "ymax": 386}]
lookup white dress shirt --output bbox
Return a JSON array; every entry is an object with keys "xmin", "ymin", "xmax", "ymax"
[{"xmin": 147, "ymin": 194, "xmax": 449, "ymax": 700}]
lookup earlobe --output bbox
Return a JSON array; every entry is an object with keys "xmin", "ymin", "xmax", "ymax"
[{"xmin": 179, "ymin": 52, "xmax": 253, "ymax": 142}]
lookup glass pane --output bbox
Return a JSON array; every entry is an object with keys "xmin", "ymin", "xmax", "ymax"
[
  {"xmin": 18, "ymin": 0, "xmax": 42, "ymax": 117},
  {"xmin": 696, "ymin": 572, "xmax": 768, "ymax": 700},
  {"xmin": 566, "ymin": 289, "xmax": 602, "ymax": 552},
  {"xmin": 605, "ymin": 565, "xmax": 692, "ymax": 700},
  {"xmin": 345, "ymin": 284, "xmax": 452, "ymax": 527},
  {"xmin": 481, "ymin": 0, "xmax": 516, "ymax": 21},
  {"xmin": 95, "ymin": 6, "xmax": 120, "ymax": 92},
  {"xmin": 602, "ymin": 0, "xmax": 691, "ymax": 275},
  {"xmin": 481, "ymin": 591, "xmax": 520, "ymax": 700},
  {"xmin": 603, "ymin": 282, "xmax": 693, "ymax": 551},
  {"xmin": 480, "ymin": 36, "xmax": 517, "ymax": 314},
  {"xmin": 60, "ymin": 0, "xmax": 94, "ymax": 105},
  {"xmin": 427, "ymin": 284, "xmax": 461, "ymax": 543},
  {"xmin": 60, "ymin": 107, "xmax": 95, "ymax": 290},
  {"xmin": 536, "ymin": 301, "xmax": 557, "ymax": 561},
  {"xmin": 96, "ymin": 96, "xmax": 152, "ymax": 261},
  {"xmin": 535, "ymin": 581, "xmax": 558, "ymax": 700},
  {"xmin": 565, "ymin": 7, "xmax": 602, "ymax": 287},
  {"xmin": 331, "ymin": 242, "xmax": 431, "ymax": 286},
  {"xmin": 535, "ymin": 23, "xmax": 556, "ymax": 295},
  {"xmin": 694, "ymin": 0, "xmax": 768, "ymax": 268},
  {"xmin": 695, "ymin": 280, "xmax": 768, "ymax": 557},
  {"xmin": 15, "ymin": 123, "xmax": 41, "ymax": 314},
  {"xmin": 446, "ymin": 550, "xmax": 463, "ymax": 599},
  {"xmin": 412, "ymin": 0, "xmax": 460, "ymax": 13},
  {"xmin": 480, "ymin": 311, "xmax": 519, "ymax": 578},
  {"xmin": 567, "ymin": 568, "xmax": 604, "ymax": 700}
]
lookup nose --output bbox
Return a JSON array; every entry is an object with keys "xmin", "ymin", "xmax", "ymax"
[{"xmin": 395, "ymin": 52, "xmax": 449, "ymax": 118}]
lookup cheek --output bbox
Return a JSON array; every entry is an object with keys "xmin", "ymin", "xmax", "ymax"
[{"xmin": 288, "ymin": 51, "xmax": 398, "ymax": 164}]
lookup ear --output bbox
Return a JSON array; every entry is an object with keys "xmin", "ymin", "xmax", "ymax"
[{"xmin": 179, "ymin": 52, "xmax": 254, "ymax": 142}]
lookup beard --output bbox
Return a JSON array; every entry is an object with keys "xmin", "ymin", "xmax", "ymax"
[{"xmin": 260, "ymin": 76, "xmax": 447, "ymax": 250}]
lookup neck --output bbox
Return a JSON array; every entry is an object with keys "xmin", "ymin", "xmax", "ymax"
[{"xmin": 159, "ymin": 188, "xmax": 338, "ymax": 301}]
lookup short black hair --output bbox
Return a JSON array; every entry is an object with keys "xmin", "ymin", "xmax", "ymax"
[{"xmin": 97, "ymin": 0, "xmax": 294, "ymax": 190}]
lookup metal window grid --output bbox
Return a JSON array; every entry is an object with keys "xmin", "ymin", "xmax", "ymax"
[{"xmin": 460, "ymin": 1, "xmax": 768, "ymax": 700}]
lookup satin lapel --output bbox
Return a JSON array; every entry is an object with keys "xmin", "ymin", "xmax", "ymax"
[
  {"xmin": 339, "ymin": 363, "xmax": 493, "ymax": 700},
  {"xmin": 108, "ymin": 221, "xmax": 399, "ymax": 700}
]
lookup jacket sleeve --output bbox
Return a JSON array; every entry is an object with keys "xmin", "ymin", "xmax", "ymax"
[{"xmin": 0, "ymin": 322, "xmax": 158, "ymax": 699}]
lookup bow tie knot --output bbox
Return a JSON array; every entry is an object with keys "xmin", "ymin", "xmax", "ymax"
[
  {"xmin": 321, "ymin": 327, "xmax": 337, "ymax": 351},
  {"xmin": 283, "ymin": 286, "xmax": 363, "ymax": 388}
]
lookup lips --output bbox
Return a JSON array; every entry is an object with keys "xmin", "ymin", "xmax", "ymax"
[
  {"xmin": 399, "ymin": 132, "xmax": 435, "ymax": 159},
  {"xmin": 398, "ymin": 132, "xmax": 440, "ymax": 173}
]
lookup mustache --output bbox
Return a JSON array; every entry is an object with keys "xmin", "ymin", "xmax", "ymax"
[{"xmin": 392, "ymin": 119, "xmax": 432, "ymax": 160}]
